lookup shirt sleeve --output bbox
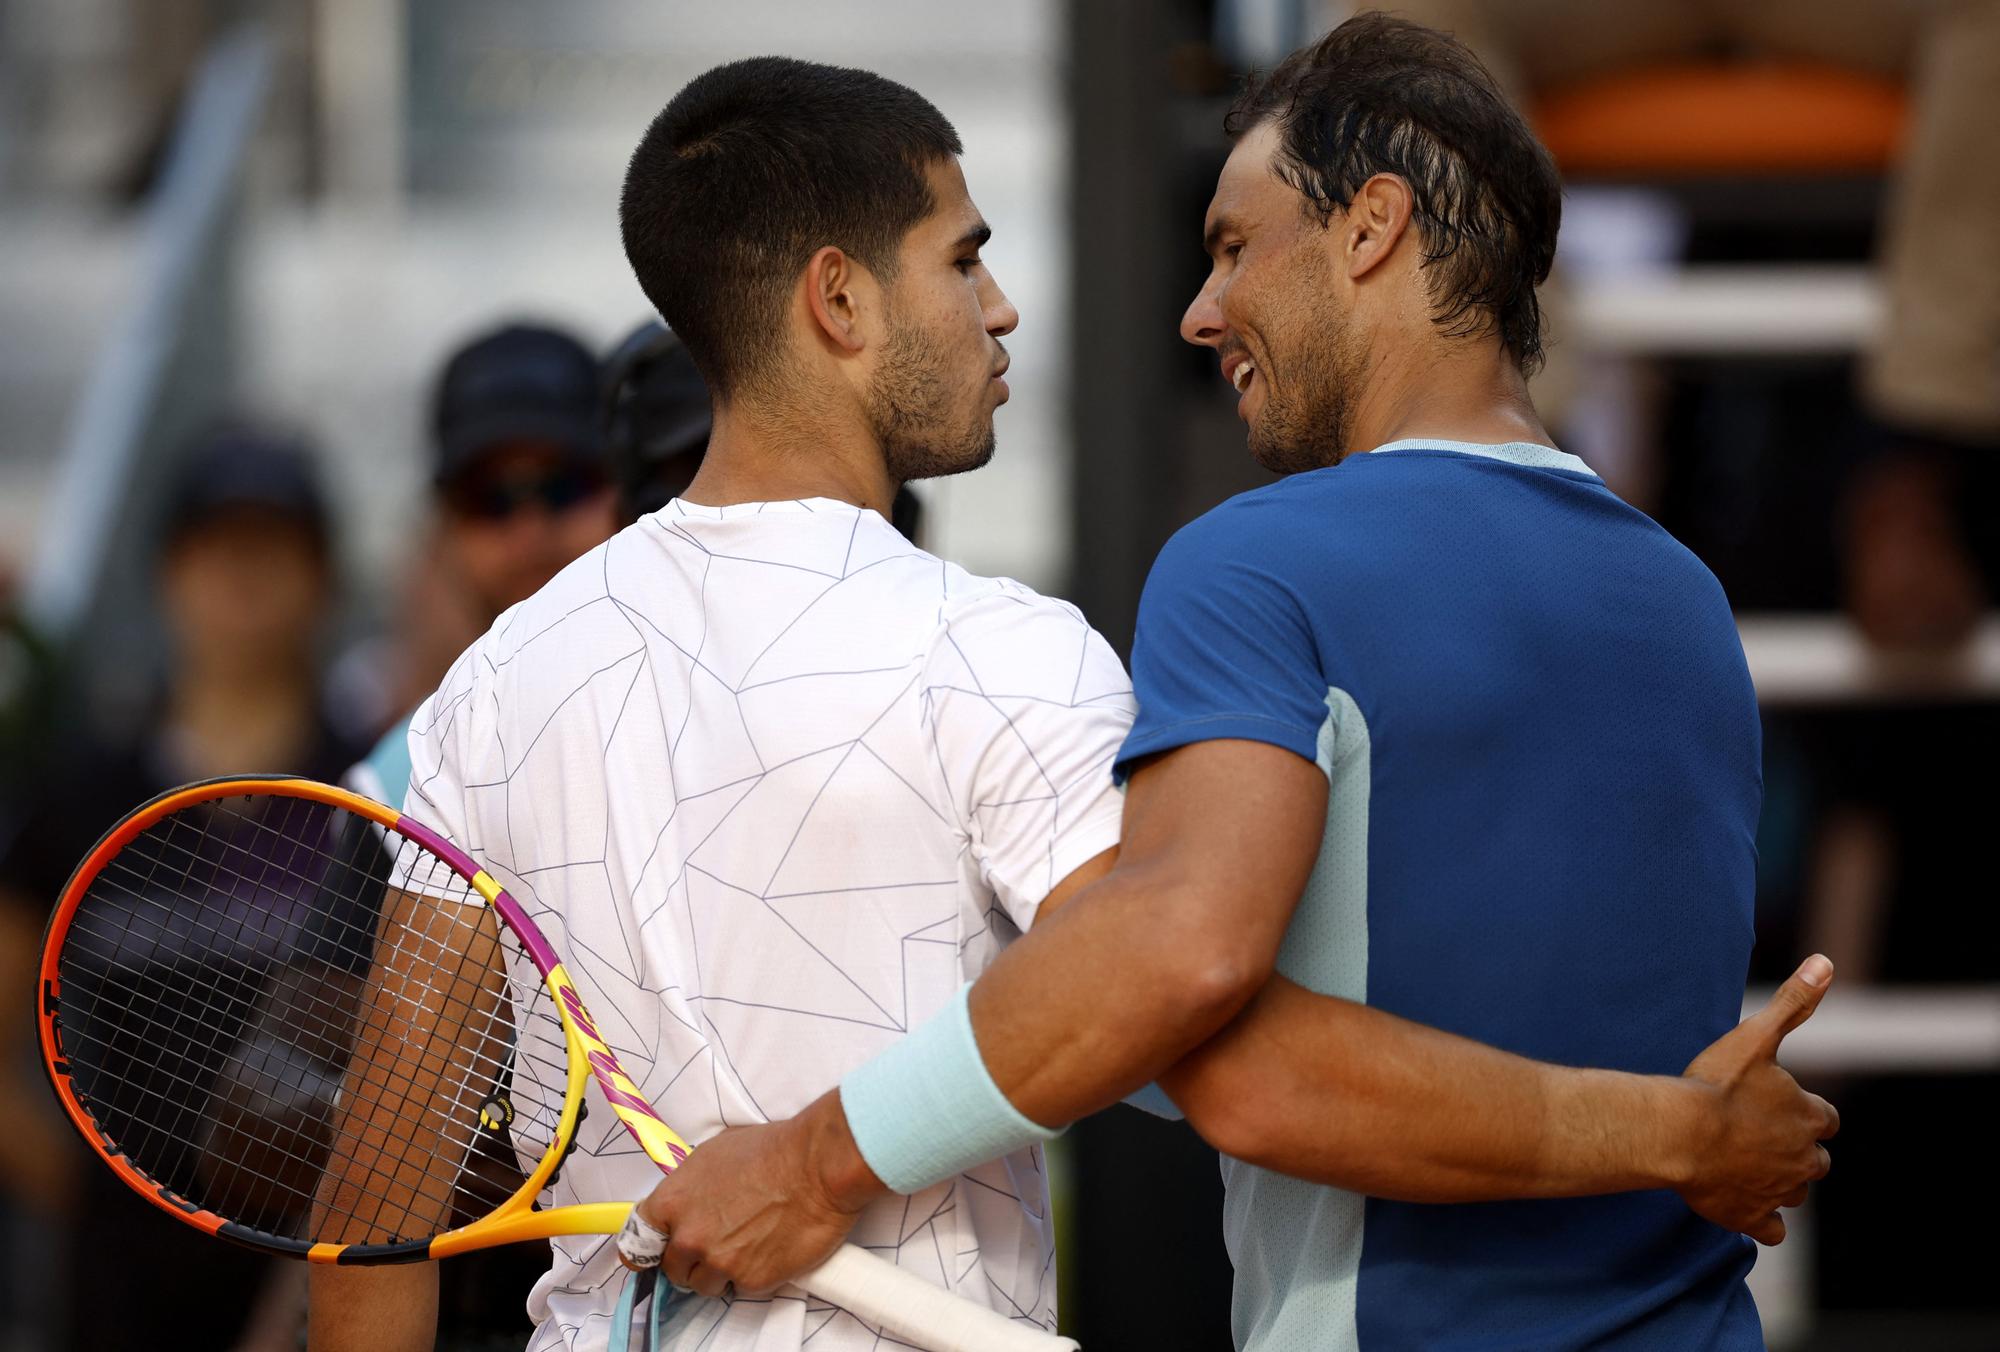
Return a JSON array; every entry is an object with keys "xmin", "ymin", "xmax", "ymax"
[
  {"xmin": 923, "ymin": 587, "xmax": 1135, "ymax": 932},
  {"xmin": 1115, "ymin": 505, "xmax": 1331, "ymax": 782},
  {"xmin": 388, "ymin": 643, "xmax": 482, "ymax": 900}
]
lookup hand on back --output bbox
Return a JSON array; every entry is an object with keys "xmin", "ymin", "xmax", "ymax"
[{"xmin": 1676, "ymin": 955, "xmax": 1840, "ymax": 1244}]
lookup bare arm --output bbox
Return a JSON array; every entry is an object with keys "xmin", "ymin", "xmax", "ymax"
[
  {"xmin": 1156, "ymin": 961, "xmax": 1838, "ymax": 1241},
  {"xmin": 308, "ymin": 889, "xmax": 503, "ymax": 1352},
  {"xmin": 1163, "ymin": 975, "xmax": 1690, "ymax": 1199},
  {"xmin": 308, "ymin": 1266, "xmax": 436, "ymax": 1352}
]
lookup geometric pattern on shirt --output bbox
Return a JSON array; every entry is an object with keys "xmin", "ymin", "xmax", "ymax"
[{"xmin": 400, "ymin": 499, "xmax": 1134, "ymax": 1352}]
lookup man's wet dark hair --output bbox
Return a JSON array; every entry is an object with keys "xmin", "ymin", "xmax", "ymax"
[
  {"xmin": 1227, "ymin": 12, "xmax": 1561, "ymax": 374},
  {"xmin": 620, "ymin": 57, "xmax": 963, "ymax": 401}
]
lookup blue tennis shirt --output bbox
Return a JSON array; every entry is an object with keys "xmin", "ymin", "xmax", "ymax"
[{"xmin": 1115, "ymin": 440, "xmax": 1763, "ymax": 1352}]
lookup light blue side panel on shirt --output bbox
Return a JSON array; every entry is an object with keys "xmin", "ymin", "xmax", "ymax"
[
  {"xmin": 1223, "ymin": 687, "xmax": 1370, "ymax": 1352},
  {"xmin": 349, "ymin": 715, "xmax": 416, "ymax": 812}
]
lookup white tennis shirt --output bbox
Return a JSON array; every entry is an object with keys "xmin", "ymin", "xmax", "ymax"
[{"xmin": 400, "ymin": 498, "xmax": 1133, "ymax": 1350}]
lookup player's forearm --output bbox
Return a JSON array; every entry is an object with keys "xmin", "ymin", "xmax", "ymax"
[
  {"xmin": 307, "ymin": 1262, "xmax": 438, "ymax": 1352},
  {"xmin": 1162, "ymin": 977, "xmax": 1701, "ymax": 1201}
]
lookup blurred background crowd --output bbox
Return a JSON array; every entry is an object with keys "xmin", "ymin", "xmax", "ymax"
[{"xmin": 0, "ymin": 1, "xmax": 1993, "ymax": 1349}]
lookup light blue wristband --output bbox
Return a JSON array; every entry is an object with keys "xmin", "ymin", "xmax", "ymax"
[{"xmin": 840, "ymin": 984, "xmax": 1060, "ymax": 1194}]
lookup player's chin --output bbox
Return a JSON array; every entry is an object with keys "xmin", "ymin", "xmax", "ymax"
[
  {"xmin": 943, "ymin": 420, "xmax": 997, "ymax": 476},
  {"xmin": 965, "ymin": 423, "xmax": 997, "ymax": 472}
]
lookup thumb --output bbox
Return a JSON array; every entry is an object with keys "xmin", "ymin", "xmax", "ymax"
[{"xmin": 1742, "ymin": 954, "xmax": 1834, "ymax": 1050}]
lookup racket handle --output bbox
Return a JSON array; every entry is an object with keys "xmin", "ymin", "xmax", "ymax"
[{"xmin": 799, "ymin": 1242, "xmax": 1080, "ymax": 1352}]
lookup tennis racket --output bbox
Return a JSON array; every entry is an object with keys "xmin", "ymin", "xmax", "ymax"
[{"xmin": 37, "ymin": 776, "xmax": 1077, "ymax": 1352}]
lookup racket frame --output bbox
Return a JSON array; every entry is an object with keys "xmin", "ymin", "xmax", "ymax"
[{"xmin": 36, "ymin": 774, "xmax": 689, "ymax": 1264}]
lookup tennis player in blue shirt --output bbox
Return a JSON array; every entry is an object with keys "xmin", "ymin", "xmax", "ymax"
[{"xmin": 630, "ymin": 18, "xmax": 1839, "ymax": 1350}]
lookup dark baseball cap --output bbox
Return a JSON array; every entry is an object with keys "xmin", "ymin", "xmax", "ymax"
[
  {"xmin": 601, "ymin": 321, "xmax": 712, "ymax": 521},
  {"xmin": 163, "ymin": 424, "xmax": 330, "ymax": 548},
  {"xmin": 432, "ymin": 323, "xmax": 604, "ymax": 484}
]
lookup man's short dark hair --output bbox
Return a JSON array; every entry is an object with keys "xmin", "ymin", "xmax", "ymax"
[
  {"xmin": 1226, "ymin": 12, "xmax": 1561, "ymax": 374},
  {"xmin": 620, "ymin": 57, "xmax": 962, "ymax": 401}
]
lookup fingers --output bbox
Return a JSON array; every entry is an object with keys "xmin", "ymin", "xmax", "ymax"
[
  {"xmin": 1817, "ymin": 1095, "xmax": 1841, "ymax": 1140},
  {"xmin": 1748, "ymin": 1211, "xmax": 1787, "ymax": 1246},
  {"xmin": 1781, "ymin": 1185, "xmax": 1810, "ymax": 1210},
  {"xmin": 661, "ymin": 1233, "xmax": 699, "ymax": 1293},
  {"xmin": 684, "ymin": 1261, "xmax": 730, "ymax": 1301},
  {"xmin": 1812, "ymin": 1143, "xmax": 1832, "ymax": 1180},
  {"xmin": 1744, "ymin": 954, "xmax": 1835, "ymax": 1050}
]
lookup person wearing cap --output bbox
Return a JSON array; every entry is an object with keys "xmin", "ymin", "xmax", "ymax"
[
  {"xmin": 601, "ymin": 320, "xmax": 714, "ymax": 527},
  {"xmin": 429, "ymin": 322, "xmax": 620, "ymax": 624},
  {"xmin": 348, "ymin": 322, "xmax": 618, "ymax": 807},
  {"xmin": 0, "ymin": 422, "xmax": 363, "ymax": 1351},
  {"xmin": 602, "ymin": 318, "xmax": 929, "ymax": 540}
]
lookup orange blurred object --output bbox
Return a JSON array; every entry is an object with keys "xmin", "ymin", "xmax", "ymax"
[{"xmin": 1532, "ymin": 63, "xmax": 1909, "ymax": 176}]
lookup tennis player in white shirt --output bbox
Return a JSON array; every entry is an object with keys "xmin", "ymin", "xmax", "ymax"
[{"xmin": 308, "ymin": 57, "xmax": 1128, "ymax": 1352}]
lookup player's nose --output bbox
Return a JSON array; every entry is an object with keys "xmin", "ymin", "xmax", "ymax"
[
  {"xmin": 1181, "ymin": 278, "xmax": 1225, "ymax": 348},
  {"xmin": 984, "ymin": 278, "xmax": 1019, "ymax": 339}
]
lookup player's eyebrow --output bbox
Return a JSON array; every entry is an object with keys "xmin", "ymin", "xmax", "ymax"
[
  {"xmin": 1203, "ymin": 212, "xmax": 1242, "ymax": 258},
  {"xmin": 953, "ymin": 222, "xmax": 992, "ymax": 253}
]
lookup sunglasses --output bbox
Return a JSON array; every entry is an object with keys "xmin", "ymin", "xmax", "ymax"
[{"xmin": 444, "ymin": 466, "xmax": 607, "ymax": 521}]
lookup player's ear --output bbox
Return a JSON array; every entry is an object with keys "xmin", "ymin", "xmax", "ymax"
[
  {"xmin": 804, "ymin": 246, "xmax": 872, "ymax": 355},
  {"xmin": 1345, "ymin": 172, "xmax": 1415, "ymax": 282}
]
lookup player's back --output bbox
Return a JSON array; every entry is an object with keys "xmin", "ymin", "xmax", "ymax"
[
  {"xmin": 1153, "ymin": 442, "xmax": 1762, "ymax": 1351},
  {"xmin": 406, "ymin": 497, "xmax": 1131, "ymax": 1350}
]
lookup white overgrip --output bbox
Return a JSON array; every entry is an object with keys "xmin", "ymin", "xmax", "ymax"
[{"xmin": 801, "ymin": 1243, "xmax": 1080, "ymax": 1352}]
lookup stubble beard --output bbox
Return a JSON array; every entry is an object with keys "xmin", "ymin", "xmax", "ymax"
[
  {"xmin": 1245, "ymin": 242, "xmax": 1369, "ymax": 477},
  {"xmin": 868, "ymin": 318, "xmax": 996, "ymax": 484}
]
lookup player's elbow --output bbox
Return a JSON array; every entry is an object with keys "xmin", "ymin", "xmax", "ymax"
[
  {"xmin": 1116, "ymin": 872, "xmax": 1283, "ymax": 1054},
  {"xmin": 1156, "ymin": 939, "xmax": 1272, "ymax": 1039},
  {"xmin": 1162, "ymin": 1051, "xmax": 1278, "ymax": 1164}
]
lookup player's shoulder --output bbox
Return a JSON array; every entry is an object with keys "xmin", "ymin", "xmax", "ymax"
[
  {"xmin": 937, "ymin": 564, "xmax": 1088, "ymax": 627},
  {"xmin": 927, "ymin": 566, "xmax": 1124, "ymax": 698},
  {"xmin": 1154, "ymin": 466, "xmax": 1362, "ymax": 577}
]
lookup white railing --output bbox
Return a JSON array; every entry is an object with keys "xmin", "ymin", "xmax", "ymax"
[
  {"xmin": 1740, "ymin": 614, "xmax": 2000, "ymax": 707},
  {"xmin": 21, "ymin": 24, "xmax": 273, "ymax": 638},
  {"xmin": 1569, "ymin": 265, "xmax": 1881, "ymax": 356}
]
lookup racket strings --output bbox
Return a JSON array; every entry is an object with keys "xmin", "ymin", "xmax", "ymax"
[
  {"xmin": 67, "ymin": 798, "xmax": 448, "ymax": 1197},
  {"xmin": 69, "ymin": 797, "xmax": 339, "ymax": 1202},
  {"xmin": 53, "ymin": 793, "xmax": 569, "ymax": 1247}
]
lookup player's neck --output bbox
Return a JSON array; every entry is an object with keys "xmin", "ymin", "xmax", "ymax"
[
  {"xmin": 1346, "ymin": 336, "xmax": 1550, "ymax": 457},
  {"xmin": 680, "ymin": 401, "xmax": 897, "ymax": 520}
]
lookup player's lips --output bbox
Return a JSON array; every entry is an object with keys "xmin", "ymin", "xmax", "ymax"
[
  {"xmin": 1222, "ymin": 351, "xmax": 1257, "ymax": 396},
  {"xmin": 991, "ymin": 356, "xmax": 1010, "ymax": 401},
  {"xmin": 1222, "ymin": 350, "xmax": 1259, "ymax": 419}
]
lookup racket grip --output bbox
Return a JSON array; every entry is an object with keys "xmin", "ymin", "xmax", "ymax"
[{"xmin": 799, "ymin": 1242, "xmax": 1080, "ymax": 1352}]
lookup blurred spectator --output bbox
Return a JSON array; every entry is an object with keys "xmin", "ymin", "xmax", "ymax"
[
  {"xmin": 347, "ymin": 321, "xmax": 619, "ymax": 806},
  {"xmin": 0, "ymin": 565, "xmax": 67, "ymax": 1347},
  {"xmin": 601, "ymin": 319, "xmax": 713, "ymax": 526},
  {"xmin": 599, "ymin": 317, "xmax": 925, "ymax": 539},
  {"xmin": 430, "ymin": 323, "xmax": 618, "ymax": 626},
  {"xmin": 1376, "ymin": 0, "xmax": 2000, "ymax": 649},
  {"xmin": 0, "ymin": 422, "xmax": 363, "ymax": 1350}
]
